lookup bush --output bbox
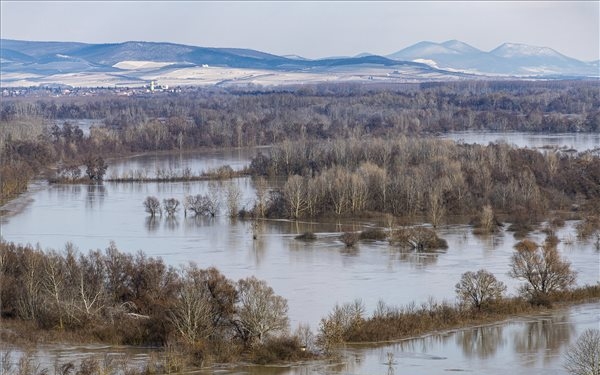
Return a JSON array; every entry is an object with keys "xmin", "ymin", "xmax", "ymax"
[
  {"xmin": 250, "ymin": 336, "xmax": 310, "ymax": 364},
  {"xmin": 340, "ymin": 232, "xmax": 359, "ymax": 247},
  {"xmin": 390, "ymin": 227, "xmax": 448, "ymax": 250},
  {"xmin": 359, "ymin": 228, "xmax": 388, "ymax": 241}
]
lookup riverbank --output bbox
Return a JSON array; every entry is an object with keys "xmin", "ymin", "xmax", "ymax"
[{"xmin": 2, "ymin": 294, "xmax": 598, "ymax": 375}]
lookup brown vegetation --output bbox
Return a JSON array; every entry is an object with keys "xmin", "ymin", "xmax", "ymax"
[
  {"xmin": 510, "ymin": 238, "xmax": 577, "ymax": 304},
  {"xmin": 318, "ymin": 284, "xmax": 600, "ymax": 346},
  {"xmin": 251, "ymin": 138, "xmax": 600, "ymax": 228},
  {"xmin": 0, "ymin": 241, "xmax": 306, "ymax": 365},
  {"xmin": 2, "ymin": 80, "xmax": 599, "ymax": 209}
]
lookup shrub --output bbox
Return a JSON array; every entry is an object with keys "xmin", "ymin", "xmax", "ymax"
[
  {"xmin": 359, "ymin": 228, "xmax": 388, "ymax": 241},
  {"xmin": 390, "ymin": 227, "xmax": 448, "ymax": 250},
  {"xmin": 340, "ymin": 232, "xmax": 359, "ymax": 247}
]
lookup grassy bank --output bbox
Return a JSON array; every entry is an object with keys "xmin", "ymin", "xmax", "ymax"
[{"xmin": 318, "ymin": 285, "xmax": 600, "ymax": 349}]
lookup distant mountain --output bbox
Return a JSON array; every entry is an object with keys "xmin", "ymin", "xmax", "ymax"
[
  {"xmin": 1, "ymin": 38, "xmax": 597, "ymax": 88},
  {"xmin": 0, "ymin": 39, "xmax": 437, "ymax": 75},
  {"xmin": 387, "ymin": 40, "xmax": 598, "ymax": 76}
]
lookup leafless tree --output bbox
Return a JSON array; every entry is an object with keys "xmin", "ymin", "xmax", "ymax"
[
  {"xmin": 235, "ymin": 276, "xmax": 289, "ymax": 344},
  {"xmin": 509, "ymin": 239, "xmax": 576, "ymax": 300},
  {"xmin": 162, "ymin": 198, "xmax": 180, "ymax": 217},
  {"xmin": 254, "ymin": 177, "xmax": 268, "ymax": 218},
  {"xmin": 563, "ymin": 328, "xmax": 600, "ymax": 375},
  {"xmin": 225, "ymin": 181, "xmax": 241, "ymax": 218},
  {"xmin": 455, "ymin": 269, "xmax": 506, "ymax": 310},
  {"xmin": 169, "ymin": 265, "xmax": 216, "ymax": 344},
  {"xmin": 283, "ymin": 175, "xmax": 308, "ymax": 219},
  {"xmin": 42, "ymin": 250, "xmax": 67, "ymax": 329},
  {"xmin": 144, "ymin": 196, "xmax": 161, "ymax": 217}
]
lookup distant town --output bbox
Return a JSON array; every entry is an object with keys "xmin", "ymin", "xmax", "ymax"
[{"xmin": 1, "ymin": 81, "xmax": 183, "ymax": 98}]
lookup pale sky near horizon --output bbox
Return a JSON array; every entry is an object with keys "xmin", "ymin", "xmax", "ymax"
[{"xmin": 1, "ymin": 1, "xmax": 598, "ymax": 62}]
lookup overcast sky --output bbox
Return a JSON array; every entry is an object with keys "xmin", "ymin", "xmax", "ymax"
[{"xmin": 1, "ymin": 1, "xmax": 598, "ymax": 61}]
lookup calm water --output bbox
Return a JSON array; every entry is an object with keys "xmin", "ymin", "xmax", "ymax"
[
  {"xmin": 439, "ymin": 131, "xmax": 600, "ymax": 152},
  {"xmin": 1, "ymin": 138, "xmax": 599, "ymax": 373}
]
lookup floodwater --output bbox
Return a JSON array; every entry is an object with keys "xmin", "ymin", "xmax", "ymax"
[
  {"xmin": 1, "ymin": 138, "xmax": 599, "ymax": 373},
  {"xmin": 439, "ymin": 131, "xmax": 600, "ymax": 152}
]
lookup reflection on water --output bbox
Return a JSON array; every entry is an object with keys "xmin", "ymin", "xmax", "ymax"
[
  {"xmin": 86, "ymin": 184, "xmax": 106, "ymax": 208},
  {"xmin": 456, "ymin": 325, "xmax": 505, "ymax": 359},
  {"xmin": 145, "ymin": 216, "xmax": 159, "ymax": 232},
  {"xmin": 512, "ymin": 313, "xmax": 574, "ymax": 368},
  {"xmin": 2, "ymin": 177, "xmax": 598, "ymax": 329},
  {"xmin": 2, "ymin": 147, "xmax": 599, "ymax": 331}
]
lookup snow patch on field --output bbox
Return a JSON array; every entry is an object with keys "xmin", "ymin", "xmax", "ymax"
[
  {"xmin": 413, "ymin": 59, "xmax": 439, "ymax": 68},
  {"xmin": 113, "ymin": 61, "xmax": 177, "ymax": 70}
]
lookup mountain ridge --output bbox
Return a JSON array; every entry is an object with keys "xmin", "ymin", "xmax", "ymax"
[
  {"xmin": 1, "ymin": 39, "xmax": 597, "ymax": 87},
  {"xmin": 387, "ymin": 40, "xmax": 597, "ymax": 76}
]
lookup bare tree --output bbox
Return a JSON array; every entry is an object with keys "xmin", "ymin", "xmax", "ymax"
[
  {"xmin": 144, "ymin": 196, "xmax": 162, "ymax": 217},
  {"xmin": 283, "ymin": 175, "xmax": 308, "ymax": 219},
  {"xmin": 225, "ymin": 182, "xmax": 241, "ymax": 218},
  {"xmin": 254, "ymin": 177, "xmax": 268, "ymax": 218},
  {"xmin": 235, "ymin": 276, "xmax": 289, "ymax": 344},
  {"xmin": 169, "ymin": 265, "xmax": 216, "ymax": 344},
  {"xmin": 509, "ymin": 239, "xmax": 576, "ymax": 301},
  {"xmin": 42, "ymin": 250, "xmax": 67, "ymax": 329},
  {"xmin": 563, "ymin": 328, "xmax": 600, "ymax": 375},
  {"xmin": 455, "ymin": 269, "xmax": 506, "ymax": 310},
  {"xmin": 83, "ymin": 156, "xmax": 108, "ymax": 182},
  {"xmin": 162, "ymin": 198, "xmax": 180, "ymax": 217},
  {"xmin": 479, "ymin": 204, "xmax": 496, "ymax": 233}
]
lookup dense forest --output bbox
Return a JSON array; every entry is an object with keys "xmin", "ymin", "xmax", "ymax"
[{"xmin": 1, "ymin": 80, "xmax": 599, "ymax": 206}]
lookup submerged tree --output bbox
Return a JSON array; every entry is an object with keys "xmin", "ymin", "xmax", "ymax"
[
  {"xmin": 162, "ymin": 198, "xmax": 180, "ymax": 216},
  {"xmin": 83, "ymin": 156, "xmax": 108, "ymax": 182},
  {"xmin": 144, "ymin": 196, "xmax": 162, "ymax": 217}
]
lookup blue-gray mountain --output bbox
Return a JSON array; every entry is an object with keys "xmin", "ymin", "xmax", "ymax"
[
  {"xmin": 1, "ymin": 39, "xmax": 597, "ymax": 80},
  {"xmin": 387, "ymin": 40, "xmax": 598, "ymax": 76}
]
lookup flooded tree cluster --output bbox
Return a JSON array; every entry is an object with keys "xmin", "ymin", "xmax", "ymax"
[{"xmin": 250, "ymin": 138, "xmax": 600, "ymax": 225}]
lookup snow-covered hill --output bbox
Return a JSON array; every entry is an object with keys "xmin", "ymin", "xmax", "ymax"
[{"xmin": 388, "ymin": 40, "xmax": 598, "ymax": 76}]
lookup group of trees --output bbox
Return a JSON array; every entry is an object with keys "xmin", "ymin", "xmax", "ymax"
[
  {"xmin": 142, "ymin": 181, "xmax": 243, "ymax": 219},
  {"xmin": 250, "ymin": 137, "xmax": 600, "ymax": 222},
  {"xmin": 0, "ymin": 241, "xmax": 295, "ymax": 362}
]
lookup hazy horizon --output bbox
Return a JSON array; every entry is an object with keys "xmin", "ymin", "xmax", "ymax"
[{"xmin": 1, "ymin": 1, "xmax": 598, "ymax": 62}]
